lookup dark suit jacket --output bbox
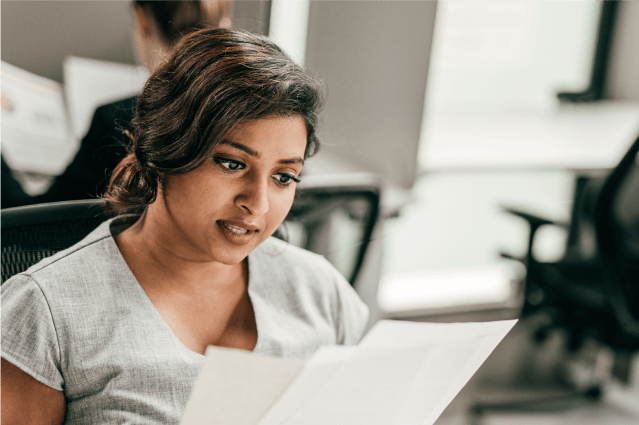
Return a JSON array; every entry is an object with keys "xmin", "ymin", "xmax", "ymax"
[{"xmin": 1, "ymin": 96, "xmax": 137, "ymax": 208}]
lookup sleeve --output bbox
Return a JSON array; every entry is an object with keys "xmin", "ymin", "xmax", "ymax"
[
  {"xmin": 34, "ymin": 98, "xmax": 133, "ymax": 203},
  {"xmin": 327, "ymin": 262, "xmax": 370, "ymax": 345},
  {"xmin": 1, "ymin": 154, "xmax": 34, "ymax": 208},
  {"xmin": 1, "ymin": 274, "xmax": 64, "ymax": 391},
  {"xmin": 35, "ymin": 107, "xmax": 111, "ymax": 203}
]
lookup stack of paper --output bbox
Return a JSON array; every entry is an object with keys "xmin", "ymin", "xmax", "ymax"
[{"xmin": 181, "ymin": 319, "xmax": 517, "ymax": 425}]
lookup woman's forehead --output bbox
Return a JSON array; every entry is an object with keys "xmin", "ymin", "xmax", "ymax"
[
  {"xmin": 226, "ymin": 115, "xmax": 305, "ymax": 135},
  {"xmin": 219, "ymin": 116, "xmax": 307, "ymax": 156}
]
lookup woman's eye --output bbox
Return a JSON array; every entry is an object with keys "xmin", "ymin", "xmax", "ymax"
[
  {"xmin": 273, "ymin": 173, "xmax": 301, "ymax": 187},
  {"xmin": 214, "ymin": 157, "xmax": 245, "ymax": 172}
]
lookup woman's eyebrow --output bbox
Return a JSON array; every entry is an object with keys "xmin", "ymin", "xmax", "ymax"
[
  {"xmin": 280, "ymin": 157, "xmax": 304, "ymax": 165},
  {"xmin": 219, "ymin": 140, "xmax": 260, "ymax": 158},
  {"xmin": 219, "ymin": 139, "xmax": 304, "ymax": 165}
]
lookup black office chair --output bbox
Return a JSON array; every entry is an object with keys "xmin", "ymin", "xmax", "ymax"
[
  {"xmin": 469, "ymin": 135, "xmax": 639, "ymax": 423},
  {"xmin": 501, "ymin": 134, "xmax": 639, "ymax": 353},
  {"xmin": 1, "ymin": 199, "xmax": 107, "ymax": 284},
  {"xmin": 595, "ymin": 134, "xmax": 639, "ymax": 346},
  {"xmin": 1, "ymin": 173, "xmax": 381, "ymax": 286}
]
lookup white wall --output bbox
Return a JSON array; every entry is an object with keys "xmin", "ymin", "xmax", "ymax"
[
  {"xmin": 228, "ymin": 1, "xmax": 271, "ymax": 36},
  {"xmin": 0, "ymin": 1, "xmax": 270, "ymax": 83},
  {"xmin": 1, "ymin": 1, "xmax": 136, "ymax": 82}
]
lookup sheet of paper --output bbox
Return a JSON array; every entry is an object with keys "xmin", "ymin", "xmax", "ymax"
[
  {"xmin": 1, "ymin": 61, "xmax": 76, "ymax": 175},
  {"xmin": 181, "ymin": 320, "xmax": 516, "ymax": 425},
  {"xmin": 257, "ymin": 345, "xmax": 358, "ymax": 425},
  {"xmin": 259, "ymin": 319, "xmax": 517, "ymax": 425},
  {"xmin": 359, "ymin": 320, "xmax": 518, "ymax": 425},
  {"xmin": 180, "ymin": 346, "xmax": 304, "ymax": 425},
  {"xmin": 63, "ymin": 56, "xmax": 148, "ymax": 141}
]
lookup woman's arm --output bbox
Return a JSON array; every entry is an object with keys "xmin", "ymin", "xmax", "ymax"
[{"xmin": 1, "ymin": 358, "xmax": 66, "ymax": 425}]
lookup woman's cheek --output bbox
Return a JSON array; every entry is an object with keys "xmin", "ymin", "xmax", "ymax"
[{"xmin": 271, "ymin": 191, "xmax": 295, "ymax": 223}]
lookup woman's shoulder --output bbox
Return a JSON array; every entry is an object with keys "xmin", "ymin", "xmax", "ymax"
[
  {"xmin": 250, "ymin": 237, "xmax": 370, "ymax": 345},
  {"xmin": 4, "ymin": 218, "xmax": 119, "ymax": 291},
  {"xmin": 30, "ymin": 220, "xmax": 110, "ymax": 267},
  {"xmin": 250, "ymin": 236, "xmax": 355, "ymax": 303}
]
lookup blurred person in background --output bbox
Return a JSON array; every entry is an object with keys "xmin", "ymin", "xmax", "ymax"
[{"xmin": 1, "ymin": 0, "xmax": 232, "ymax": 209}]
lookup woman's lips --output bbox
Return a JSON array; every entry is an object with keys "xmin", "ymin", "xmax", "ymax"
[{"xmin": 216, "ymin": 220, "xmax": 258, "ymax": 245}]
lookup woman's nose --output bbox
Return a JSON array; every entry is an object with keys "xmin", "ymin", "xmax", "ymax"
[{"xmin": 236, "ymin": 177, "xmax": 269, "ymax": 216}]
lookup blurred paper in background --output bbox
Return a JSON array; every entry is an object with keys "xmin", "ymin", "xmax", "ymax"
[
  {"xmin": 63, "ymin": 56, "xmax": 147, "ymax": 141},
  {"xmin": 1, "ymin": 58, "xmax": 147, "ymax": 178},
  {"xmin": 1, "ymin": 61, "xmax": 74, "ymax": 175}
]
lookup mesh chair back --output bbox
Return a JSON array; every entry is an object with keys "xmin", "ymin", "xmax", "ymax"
[
  {"xmin": 2, "ymin": 200, "xmax": 107, "ymax": 283},
  {"xmin": 596, "ymin": 134, "xmax": 639, "ymax": 343}
]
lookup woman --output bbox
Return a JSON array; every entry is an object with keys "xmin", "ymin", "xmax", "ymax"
[{"xmin": 1, "ymin": 28, "xmax": 369, "ymax": 424}]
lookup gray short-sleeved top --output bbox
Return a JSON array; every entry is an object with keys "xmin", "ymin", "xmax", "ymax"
[{"xmin": 1, "ymin": 217, "xmax": 369, "ymax": 424}]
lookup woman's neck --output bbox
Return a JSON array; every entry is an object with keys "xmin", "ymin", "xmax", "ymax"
[{"xmin": 114, "ymin": 210, "xmax": 246, "ymax": 293}]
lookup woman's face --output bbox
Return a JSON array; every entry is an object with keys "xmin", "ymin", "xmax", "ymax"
[{"xmin": 157, "ymin": 115, "xmax": 307, "ymax": 265}]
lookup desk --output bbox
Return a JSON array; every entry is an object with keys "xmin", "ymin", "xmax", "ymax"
[{"xmin": 419, "ymin": 102, "xmax": 639, "ymax": 172}]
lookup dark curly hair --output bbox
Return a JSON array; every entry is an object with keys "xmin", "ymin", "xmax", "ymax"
[{"xmin": 103, "ymin": 27, "xmax": 324, "ymax": 216}]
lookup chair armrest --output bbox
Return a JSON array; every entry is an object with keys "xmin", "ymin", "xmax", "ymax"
[
  {"xmin": 500, "ymin": 206, "xmax": 570, "ymax": 267},
  {"xmin": 500, "ymin": 206, "xmax": 569, "ymax": 230}
]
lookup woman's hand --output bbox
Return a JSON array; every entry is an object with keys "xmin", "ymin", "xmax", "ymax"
[{"xmin": 1, "ymin": 358, "xmax": 66, "ymax": 425}]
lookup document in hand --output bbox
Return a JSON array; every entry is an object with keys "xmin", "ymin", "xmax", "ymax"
[{"xmin": 181, "ymin": 319, "xmax": 517, "ymax": 425}]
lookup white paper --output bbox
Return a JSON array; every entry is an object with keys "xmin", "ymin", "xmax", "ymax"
[
  {"xmin": 1, "ymin": 58, "xmax": 147, "ymax": 176},
  {"xmin": 182, "ymin": 320, "xmax": 516, "ymax": 425},
  {"xmin": 259, "ymin": 320, "xmax": 517, "ymax": 425},
  {"xmin": 1, "ymin": 61, "xmax": 76, "ymax": 175},
  {"xmin": 357, "ymin": 320, "xmax": 518, "ymax": 425},
  {"xmin": 180, "ymin": 347, "xmax": 304, "ymax": 425},
  {"xmin": 63, "ymin": 56, "xmax": 148, "ymax": 141},
  {"xmin": 257, "ymin": 345, "xmax": 358, "ymax": 425}
]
